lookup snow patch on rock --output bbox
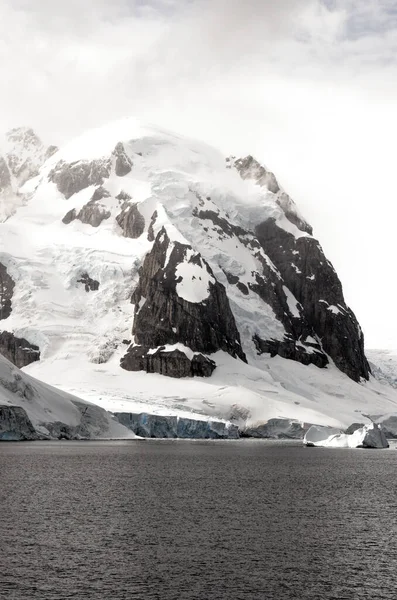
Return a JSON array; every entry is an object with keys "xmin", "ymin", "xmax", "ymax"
[{"xmin": 175, "ymin": 251, "xmax": 215, "ymax": 304}]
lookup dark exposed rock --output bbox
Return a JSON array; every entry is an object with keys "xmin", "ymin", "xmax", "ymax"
[
  {"xmin": 192, "ymin": 197, "xmax": 333, "ymax": 372},
  {"xmin": 147, "ymin": 210, "xmax": 158, "ymax": 242},
  {"xmin": 223, "ymin": 271, "xmax": 249, "ymax": 296},
  {"xmin": 45, "ymin": 145, "xmax": 59, "ymax": 160},
  {"xmin": 78, "ymin": 202, "xmax": 111, "ymax": 227},
  {"xmin": 255, "ymin": 218, "xmax": 369, "ymax": 381},
  {"xmin": 234, "ymin": 155, "xmax": 280, "ymax": 194},
  {"xmin": 233, "ymin": 155, "xmax": 312, "ymax": 235},
  {"xmin": 114, "ymin": 411, "xmax": 239, "ymax": 439},
  {"xmin": 194, "ymin": 208, "xmax": 246, "ymax": 238},
  {"xmin": 49, "ymin": 158, "xmax": 111, "ymax": 199},
  {"xmin": 0, "ymin": 263, "xmax": 15, "ymax": 320},
  {"xmin": 0, "ymin": 405, "xmax": 39, "ymax": 441},
  {"xmin": 62, "ymin": 208, "xmax": 77, "ymax": 224},
  {"xmin": 236, "ymin": 282, "xmax": 249, "ymax": 295},
  {"xmin": 116, "ymin": 200, "xmax": 145, "ymax": 238},
  {"xmin": 0, "ymin": 332, "xmax": 40, "ymax": 368},
  {"xmin": 121, "ymin": 345, "xmax": 216, "ymax": 378},
  {"xmin": 113, "ymin": 142, "xmax": 133, "ymax": 176},
  {"xmin": 91, "ymin": 186, "xmax": 111, "ymax": 202},
  {"xmin": 0, "ymin": 156, "xmax": 11, "ymax": 192},
  {"xmin": 224, "ymin": 271, "xmax": 239, "ymax": 285},
  {"xmin": 276, "ymin": 192, "xmax": 313, "ymax": 235},
  {"xmin": 253, "ymin": 335, "xmax": 328, "ymax": 369},
  {"xmin": 116, "ymin": 190, "xmax": 132, "ymax": 202},
  {"xmin": 129, "ymin": 228, "xmax": 246, "ymax": 363},
  {"xmin": 67, "ymin": 187, "xmax": 111, "ymax": 228},
  {"xmin": 77, "ymin": 272, "xmax": 99, "ymax": 292}
]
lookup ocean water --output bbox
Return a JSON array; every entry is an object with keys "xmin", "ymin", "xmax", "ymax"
[{"xmin": 1, "ymin": 440, "xmax": 397, "ymax": 599}]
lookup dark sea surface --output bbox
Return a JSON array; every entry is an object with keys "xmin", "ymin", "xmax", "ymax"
[{"xmin": 1, "ymin": 440, "xmax": 397, "ymax": 600}]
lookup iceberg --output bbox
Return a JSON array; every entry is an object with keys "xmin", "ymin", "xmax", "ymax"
[{"xmin": 304, "ymin": 423, "xmax": 389, "ymax": 449}]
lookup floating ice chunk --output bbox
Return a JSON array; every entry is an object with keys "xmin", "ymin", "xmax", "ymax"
[{"xmin": 304, "ymin": 423, "xmax": 389, "ymax": 449}]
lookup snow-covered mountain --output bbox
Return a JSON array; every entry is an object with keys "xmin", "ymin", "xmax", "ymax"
[
  {"xmin": 367, "ymin": 349, "xmax": 397, "ymax": 389},
  {"xmin": 1, "ymin": 117, "xmax": 397, "ymax": 436}
]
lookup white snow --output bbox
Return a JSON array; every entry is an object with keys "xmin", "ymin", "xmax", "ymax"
[
  {"xmin": 327, "ymin": 305, "xmax": 342, "ymax": 315},
  {"xmin": 282, "ymin": 285, "xmax": 301, "ymax": 318},
  {"xmin": 147, "ymin": 343, "xmax": 201, "ymax": 361},
  {"xmin": 175, "ymin": 253, "xmax": 214, "ymax": 304}
]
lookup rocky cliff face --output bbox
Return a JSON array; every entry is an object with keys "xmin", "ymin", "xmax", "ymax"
[
  {"xmin": 0, "ymin": 263, "xmax": 14, "ymax": 320},
  {"xmin": 0, "ymin": 331, "xmax": 40, "ymax": 368},
  {"xmin": 254, "ymin": 219, "xmax": 369, "ymax": 381},
  {"xmin": 49, "ymin": 158, "xmax": 111, "ymax": 199},
  {"xmin": 121, "ymin": 227, "xmax": 246, "ymax": 376}
]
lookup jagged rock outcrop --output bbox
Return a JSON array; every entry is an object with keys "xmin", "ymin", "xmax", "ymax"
[
  {"xmin": 62, "ymin": 187, "xmax": 111, "ymax": 227},
  {"xmin": 62, "ymin": 208, "xmax": 77, "ymax": 224},
  {"xmin": 147, "ymin": 210, "xmax": 158, "ymax": 242},
  {"xmin": 253, "ymin": 336, "xmax": 328, "ymax": 369},
  {"xmin": 121, "ymin": 345, "xmax": 216, "ymax": 378},
  {"xmin": 77, "ymin": 273, "xmax": 99, "ymax": 292},
  {"xmin": 233, "ymin": 155, "xmax": 313, "ymax": 234},
  {"xmin": 127, "ymin": 228, "xmax": 246, "ymax": 369},
  {"xmin": 194, "ymin": 201, "xmax": 328, "ymax": 370},
  {"xmin": 275, "ymin": 192, "xmax": 313, "ymax": 235},
  {"xmin": 0, "ymin": 405, "xmax": 39, "ymax": 441},
  {"xmin": 114, "ymin": 411, "xmax": 239, "ymax": 439},
  {"xmin": 0, "ymin": 332, "xmax": 40, "ymax": 368},
  {"xmin": 113, "ymin": 142, "xmax": 133, "ymax": 176},
  {"xmin": 116, "ymin": 196, "xmax": 145, "ymax": 238},
  {"xmin": 254, "ymin": 218, "xmax": 369, "ymax": 381},
  {"xmin": 234, "ymin": 155, "xmax": 280, "ymax": 194},
  {"xmin": 49, "ymin": 158, "xmax": 111, "ymax": 199},
  {"xmin": 0, "ymin": 263, "xmax": 15, "ymax": 320},
  {"xmin": 5, "ymin": 127, "xmax": 50, "ymax": 185}
]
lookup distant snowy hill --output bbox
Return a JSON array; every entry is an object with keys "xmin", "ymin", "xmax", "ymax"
[
  {"xmin": 366, "ymin": 349, "xmax": 397, "ymax": 389},
  {"xmin": 1, "ymin": 117, "xmax": 397, "ymax": 435},
  {"xmin": 0, "ymin": 127, "xmax": 57, "ymax": 222}
]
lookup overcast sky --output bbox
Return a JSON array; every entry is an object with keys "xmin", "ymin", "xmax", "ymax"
[{"xmin": 1, "ymin": 0, "xmax": 396, "ymax": 348}]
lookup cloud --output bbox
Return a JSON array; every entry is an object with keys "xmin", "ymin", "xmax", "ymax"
[{"xmin": 0, "ymin": 0, "xmax": 396, "ymax": 346}]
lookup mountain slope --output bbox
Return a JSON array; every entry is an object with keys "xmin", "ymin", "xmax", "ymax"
[
  {"xmin": 0, "ymin": 118, "xmax": 396, "ymax": 431},
  {"xmin": 0, "ymin": 353, "xmax": 135, "ymax": 440}
]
